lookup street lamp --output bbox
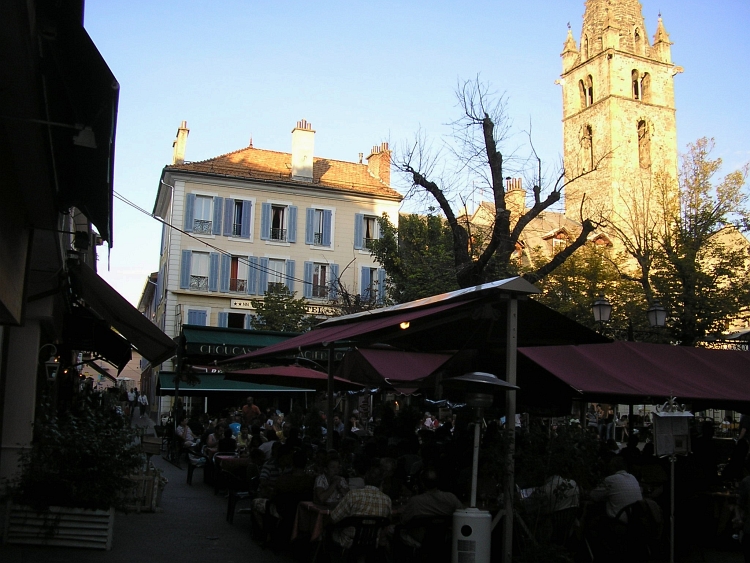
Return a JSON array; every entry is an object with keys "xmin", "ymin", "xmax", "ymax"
[
  {"xmin": 647, "ymin": 300, "xmax": 667, "ymax": 328},
  {"xmin": 591, "ymin": 293, "xmax": 612, "ymax": 324}
]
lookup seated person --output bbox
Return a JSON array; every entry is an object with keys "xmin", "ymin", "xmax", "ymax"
[
  {"xmin": 267, "ymin": 448, "xmax": 315, "ymax": 543},
  {"xmin": 330, "ymin": 467, "xmax": 392, "ymax": 549},
  {"xmin": 314, "ymin": 456, "xmax": 349, "ymax": 507},
  {"xmin": 399, "ymin": 470, "xmax": 462, "ymax": 546},
  {"xmin": 203, "ymin": 423, "xmax": 224, "ymax": 458},
  {"xmin": 590, "ymin": 456, "xmax": 642, "ymax": 521},
  {"xmin": 175, "ymin": 417, "xmax": 198, "ymax": 447},
  {"xmin": 217, "ymin": 427, "xmax": 237, "ymax": 453},
  {"xmin": 237, "ymin": 425, "xmax": 251, "ymax": 452},
  {"xmin": 526, "ymin": 474, "xmax": 580, "ymax": 515}
]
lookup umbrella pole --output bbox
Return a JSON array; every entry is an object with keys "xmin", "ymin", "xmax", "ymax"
[
  {"xmin": 326, "ymin": 343, "xmax": 334, "ymax": 450},
  {"xmin": 502, "ymin": 297, "xmax": 518, "ymax": 563}
]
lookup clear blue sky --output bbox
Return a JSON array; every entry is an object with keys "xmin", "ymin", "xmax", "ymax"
[{"xmin": 84, "ymin": 0, "xmax": 750, "ymax": 305}]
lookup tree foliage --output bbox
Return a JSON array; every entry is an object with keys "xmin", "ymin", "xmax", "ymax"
[
  {"xmin": 396, "ymin": 78, "xmax": 605, "ymax": 289},
  {"xmin": 251, "ymin": 284, "xmax": 318, "ymax": 332}
]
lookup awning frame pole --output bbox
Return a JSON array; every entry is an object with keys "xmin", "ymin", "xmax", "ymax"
[
  {"xmin": 502, "ymin": 297, "xmax": 518, "ymax": 563},
  {"xmin": 326, "ymin": 344, "xmax": 334, "ymax": 450}
]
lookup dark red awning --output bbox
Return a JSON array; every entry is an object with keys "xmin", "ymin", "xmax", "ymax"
[
  {"xmin": 336, "ymin": 348, "xmax": 453, "ymax": 387},
  {"xmin": 518, "ymin": 341, "xmax": 750, "ymax": 404},
  {"xmin": 224, "ymin": 301, "xmax": 469, "ymax": 363}
]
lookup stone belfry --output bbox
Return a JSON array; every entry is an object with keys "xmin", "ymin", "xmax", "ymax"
[{"xmin": 559, "ymin": 0, "xmax": 682, "ymax": 229}]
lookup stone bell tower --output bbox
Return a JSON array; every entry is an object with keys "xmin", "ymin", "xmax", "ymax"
[{"xmin": 559, "ymin": 0, "xmax": 682, "ymax": 230}]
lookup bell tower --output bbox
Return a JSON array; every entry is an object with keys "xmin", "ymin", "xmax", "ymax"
[{"xmin": 559, "ymin": 0, "xmax": 682, "ymax": 229}]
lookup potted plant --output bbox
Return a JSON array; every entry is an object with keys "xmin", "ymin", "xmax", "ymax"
[{"xmin": 4, "ymin": 386, "xmax": 142, "ymax": 549}]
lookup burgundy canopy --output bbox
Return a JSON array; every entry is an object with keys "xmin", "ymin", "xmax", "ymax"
[
  {"xmin": 223, "ymin": 364, "xmax": 362, "ymax": 391},
  {"xmin": 518, "ymin": 341, "xmax": 750, "ymax": 405},
  {"xmin": 335, "ymin": 348, "xmax": 453, "ymax": 387}
]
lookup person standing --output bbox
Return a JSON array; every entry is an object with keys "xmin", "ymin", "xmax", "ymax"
[
  {"xmin": 127, "ymin": 388, "xmax": 136, "ymax": 419},
  {"xmin": 138, "ymin": 392, "xmax": 149, "ymax": 418}
]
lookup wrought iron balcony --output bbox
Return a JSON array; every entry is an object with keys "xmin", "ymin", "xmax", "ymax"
[
  {"xmin": 189, "ymin": 275, "xmax": 208, "ymax": 291},
  {"xmin": 270, "ymin": 228, "xmax": 287, "ymax": 241},
  {"xmin": 193, "ymin": 220, "xmax": 212, "ymax": 235},
  {"xmin": 230, "ymin": 278, "xmax": 247, "ymax": 292}
]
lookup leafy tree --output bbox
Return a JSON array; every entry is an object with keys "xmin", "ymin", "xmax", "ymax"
[
  {"xmin": 397, "ymin": 78, "xmax": 606, "ymax": 289},
  {"xmin": 369, "ymin": 212, "xmax": 460, "ymax": 303},
  {"xmin": 651, "ymin": 138, "xmax": 750, "ymax": 345},
  {"xmin": 251, "ymin": 284, "xmax": 318, "ymax": 332}
]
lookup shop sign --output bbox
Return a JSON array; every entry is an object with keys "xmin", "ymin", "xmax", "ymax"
[{"xmin": 230, "ymin": 299, "xmax": 255, "ymax": 310}]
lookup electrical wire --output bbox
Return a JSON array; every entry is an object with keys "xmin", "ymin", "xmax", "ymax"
[{"xmin": 113, "ymin": 190, "xmax": 338, "ymax": 287}]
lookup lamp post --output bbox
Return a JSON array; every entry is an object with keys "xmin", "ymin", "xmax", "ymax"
[{"xmin": 591, "ymin": 294, "xmax": 667, "ymax": 337}]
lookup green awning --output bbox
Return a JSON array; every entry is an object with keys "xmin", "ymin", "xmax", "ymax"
[
  {"xmin": 181, "ymin": 326, "xmax": 297, "ymax": 358},
  {"xmin": 158, "ymin": 373, "xmax": 311, "ymax": 394}
]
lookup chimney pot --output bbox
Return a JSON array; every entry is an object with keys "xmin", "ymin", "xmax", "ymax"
[
  {"xmin": 291, "ymin": 119, "xmax": 315, "ymax": 181},
  {"xmin": 172, "ymin": 120, "xmax": 189, "ymax": 165}
]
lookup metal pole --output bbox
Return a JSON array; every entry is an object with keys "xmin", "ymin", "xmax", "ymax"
[
  {"xmin": 670, "ymin": 454, "xmax": 676, "ymax": 563},
  {"xmin": 502, "ymin": 297, "xmax": 518, "ymax": 563},
  {"xmin": 326, "ymin": 344, "xmax": 334, "ymax": 450},
  {"xmin": 470, "ymin": 411, "xmax": 481, "ymax": 508}
]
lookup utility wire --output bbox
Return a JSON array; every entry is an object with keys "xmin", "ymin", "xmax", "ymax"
[{"xmin": 113, "ymin": 191, "xmax": 338, "ymax": 288}]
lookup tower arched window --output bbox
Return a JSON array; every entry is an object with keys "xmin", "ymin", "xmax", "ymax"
[
  {"xmin": 581, "ymin": 125, "xmax": 594, "ymax": 171},
  {"xmin": 584, "ymin": 75, "xmax": 594, "ymax": 107},
  {"xmin": 579, "ymin": 80, "xmax": 587, "ymax": 109},
  {"xmin": 637, "ymin": 120, "xmax": 651, "ymax": 169},
  {"xmin": 634, "ymin": 28, "xmax": 642, "ymax": 55},
  {"xmin": 641, "ymin": 73, "xmax": 651, "ymax": 102},
  {"xmin": 584, "ymin": 36, "xmax": 589, "ymax": 59},
  {"xmin": 632, "ymin": 70, "xmax": 641, "ymax": 100}
]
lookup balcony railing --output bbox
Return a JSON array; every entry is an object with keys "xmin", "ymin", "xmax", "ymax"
[
  {"xmin": 313, "ymin": 232, "xmax": 323, "ymax": 245},
  {"xmin": 232, "ymin": 223, "xmax": 242, "ymax": 237},
  {"xmin": 230, "ymin": 278, "xmax": 247, "ymax": 292},
  {"xmin": 312, "ymin": 284, "xmax": 328, "ymax": 298},
  {"xmin": 193, "ymin": 220, "xmax": 212, "ymax": 235},
  {"xmin": 270, "ymin": 228, "xmax": 287, "ymax": 241},
  {"xmin": 189, "ymin": 275, "xmax": 209, "ymax": 291},
  {"xmin": 364, "ymin": 237, "xmax": 376, "ymax": 249}
]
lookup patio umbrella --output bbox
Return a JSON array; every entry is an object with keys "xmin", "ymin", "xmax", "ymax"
[{"xmin": 223, "ymin": 364, "xmax": 363, "ymax": 392}]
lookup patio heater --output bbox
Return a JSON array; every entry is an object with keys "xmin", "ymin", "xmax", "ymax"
[{"xmin": 443, "ymin": 372, "xmax": 519, "ymax": 563}]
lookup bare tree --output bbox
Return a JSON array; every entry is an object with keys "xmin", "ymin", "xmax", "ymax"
[{"xmin": 398, "ymin": 78, "xmax": 606, "ymax": 288}]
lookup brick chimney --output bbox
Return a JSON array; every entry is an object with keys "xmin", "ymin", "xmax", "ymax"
[
  {"xmin": 505, "ymin": 177, "xmax": 526, "ymax": 221},
  {"xmin": 291, "ymin": 119, "xmax": 315, "ymax": 182},
  {"xmin": 367, "ymin": 142, "xmax": 390, "ymax": 185},
  {"xmin": 172, "ymin": 120, "xmax": 189, "ymax": 164}
]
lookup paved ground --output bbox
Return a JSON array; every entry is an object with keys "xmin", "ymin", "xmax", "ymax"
[{"xmin": 0, "ymin": 414, "xmax": 744, "ymax": 562}]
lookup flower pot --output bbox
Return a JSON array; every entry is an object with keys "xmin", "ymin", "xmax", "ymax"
[{"xmin": 3, "ymin": 502, "xmax": 115, "ymax": 550}]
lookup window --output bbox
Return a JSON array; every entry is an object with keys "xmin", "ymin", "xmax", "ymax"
[
  {"xmin": 305, "ymin": 208, "xmax": 332, "ymax": 246},
  {"xmin": 638, "ymin": 120, "xmax": 651, "ymax": 169},
  {"xmin": 257, "ymin": 258, "xmax": 296, "ymax": 294},
  {"xmin": 230, "ymin": 256, "xmax": 247, "ymax": 292},
  {"xmin": 180, "ymin": 250, "xmax": 219, "ymax": 292},
  {"xmin": 223, "ymin": 199, "xmax": 252, "ymax": 238},
  {"xmin": 640, "ymin": 73, "xmax": 650, "ymax": 102},
  {"xmin": 354, "ymin": 213, "xmax": 379, "ymax": 250},
  {"xmin": 184, "ymin": 194, "xmax": 223, "ymax": 235},
  {"xmin": 303, "ymin": 262, "xmax": 340, "ymax": 299},
  {"xmin": 632, "ymin": 70, "xmax": 641, "ymax": 100},
  {"xmin": 260, "ymin": 203, "xmax": 298, "ymax": 243},
  {"xmin": 581, "ymin": 125, "xmax": 594, "ymax": 171},
  {"xmin": 218, "ymin": 312, "xmax": 248, "ymax": 329},
  {"xmin": 584, "ymin": 75, "xmax": 594, "ymax": 107},
  {"xmin": 583, "ymin": 36, "xmax": 589, "ymax": 59},
  {"xmin": 634, "ymin": 28, "xmax": 642, "ymax": 55},
  {"xmin": 189, "ymin": 252, "xmax": 209, "ymax": 291},
  {"xmin": 360, "ymin": 267, "xmax": 386, "ymax": 304}
]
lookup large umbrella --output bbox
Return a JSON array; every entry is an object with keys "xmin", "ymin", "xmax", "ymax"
[{"xmin": 223, "ymin": 364, "xmax": 363, "ymax": 392}]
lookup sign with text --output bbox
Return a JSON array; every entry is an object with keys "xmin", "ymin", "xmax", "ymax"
[{"xmin": 230, "ymin": 299, "xmax": 255, "ymax": 310}]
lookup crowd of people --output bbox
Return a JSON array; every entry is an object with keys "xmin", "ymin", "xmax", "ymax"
[{"xmin": 164, "ymin": 395, "xmax": 748, "ymax": 561}]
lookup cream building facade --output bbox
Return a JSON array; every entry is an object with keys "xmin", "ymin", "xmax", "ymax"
[
  {"xmin": 559, "ymin": 0, "xmax": 682, "ymax": 231},
  {"xmin": 151, "ymin": 120, "xmax": 401, "ymax": 369}
]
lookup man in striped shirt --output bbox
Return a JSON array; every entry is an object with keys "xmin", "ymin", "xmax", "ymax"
[{"xmin": 330, "ymin": 466, "xmax": 391, "ymax": 549}]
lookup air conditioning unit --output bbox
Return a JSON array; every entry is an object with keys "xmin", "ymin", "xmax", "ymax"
[{"xmin": 452, "ymin": 508, "xmax": 491, "ymax": 563}]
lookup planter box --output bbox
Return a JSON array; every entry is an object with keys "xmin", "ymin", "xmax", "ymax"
[{"xmin": 3, "ymin": 503, "xmax": 114, "ymax": 550}]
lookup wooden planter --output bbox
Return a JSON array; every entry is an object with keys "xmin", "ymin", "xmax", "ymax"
[{"xmin": 3, "ymin": 503, "xmax": 114, "ymax": 550}]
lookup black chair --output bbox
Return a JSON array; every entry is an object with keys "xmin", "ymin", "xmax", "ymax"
[
  {"xmin": 330, "ymin": 515, "xmax": 391, "ymax": 563},
  {"xmin": 395, "ymin": 515, "xmax": 451, "ymax": 563},
  {"xmin": 227, "ymin": 475, "xmax": 259, "ymax": 524},
  {"xmin": 185, "ymin": 441, "xmax": 205, "ymax": 485}
]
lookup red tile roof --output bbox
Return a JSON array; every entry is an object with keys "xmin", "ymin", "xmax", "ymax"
[{"xmin": 166, "ymin": 146, "xmax": 402, "ymax": 200}]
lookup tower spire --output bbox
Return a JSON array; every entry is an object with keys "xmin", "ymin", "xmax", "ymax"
[{"xmin": 653, "ymin": 14, "xmax": 672, "ymax": 63}]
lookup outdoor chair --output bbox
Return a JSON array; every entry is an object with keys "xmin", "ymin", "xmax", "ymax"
[
  {"xmin": 227, "ymin": 475, "xmax": 259, "ymax": 524},
  {"xmin": 328, "ymin": 515, "xmax": 391, "ymax": 563},
  {"xmin": 186, "ymin": 441, "xmax": 205, "ymax": 485},
  {"xmin": 394, "ymin": 515, "xmax": 451, "ymax": 563}
]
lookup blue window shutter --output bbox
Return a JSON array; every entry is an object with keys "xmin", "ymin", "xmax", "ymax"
[
  {"xmin": 223, "ymin": 198, "xmax": 234, "ymax": 237},
  {"xmin": 260, "ymin": 203, "xmax": 271, "ymax": 240},
  {"xmin": 209, "ymin": 252, "xmax": 220, "ymax": 292},
  {"xmin": 360, "ymin": 267, "xmax": 369, "ymax": 299},
  {"xmin": 184, "ymin": 193, "xmax": 196, "ymax": 232},
  {"xmin": 197, "ymin": 310, "xmax": 207, "ymax": 325},
  {"xmin": 322, "ymin": 210, "xmax": 332, "ymax": 247},
  {"xmin": 244, "ymin": 314, "xmax": 252, "ymax": 329},
  {"xmin": 354, "ymin": 213, "xmax": 364, "ymax": 249},
  {"xmin": 305, "ymin": 208, "xmax": 315, "ymax": 245},
  {"xmin": 212, "ymin": 197, "xmax": 224, "ymax": 235},
  {"xmin": 287, "ymin": 206, "xmax": 298, "ymax": 243},
  {"xmin": 218, "ymin": 312, "xmax": 229, "ymax": 327},
  {"xmin": 303, "ymin": 261, "xmax": 314, "ymax": 298},
  {"xmin": 187, "ymin": 310, "xmax": 197, "ymax": 324},
  {"xmin": 259, "ymin": 258, "xmax": 269, "ymax": 294},
  {"xmin": 187, "ymin": 309, "xmax": 207, "ymax": 326},
  {"xmin": 159, "ymin": 225, "xmax": 166, "ymax": 256},
  {"xmin": 329, "ymin": 263, "xmax": 340, "ymax": 299},
  {"xmin": 285, "ymin": 260, "xmax": 295, "ymax": 292},
  {"xmin": 220, "ymin": 254, "xmax": 231, "ymax": 293},
  {"xmin": 247, "ymin": 256, "xmax": 259, "ymax": 294},
  {"xmin": 180, "ymin": 250, "xmax": 192, "ymax": 289},
  {"xmin": 241, "ymin": 200, "xmax": 252, "ymax": 238},
  {"xmin": 377, "ymin": 268, "xmax": 387, "ymax": 304}
]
